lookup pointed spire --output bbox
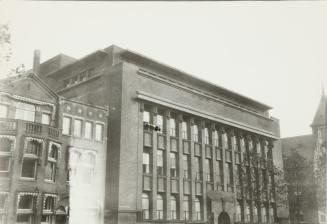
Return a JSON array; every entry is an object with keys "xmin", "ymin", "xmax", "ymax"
[{"xmin": 311, "ymin": 85, "xmax": 327, "ymax": 127}]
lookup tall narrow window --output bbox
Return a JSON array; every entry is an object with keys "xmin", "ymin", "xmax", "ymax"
[
  {"xmin": 143, "ymin": 152, "xmax": 150, "ymax": 174},
  {"xmin": 85, "ymin": 121, "xmax": 93, "ymax": 139},
  {"xmin": 236, "ymin": 201, "xmax": 242, "ymax": 222},
  {"xmin": 226, "ymin": 163, "xmax": 233, "ymax": 189},
  {"xmin": 73, "ymin": 119, "xmax": 82, "ymax": 137},
  {"xmin": 170, "ymin": 118, "xmax": 176, "ymax": 137},
  {"xmin": 157, "ymin": 114, "xmax": 163, "ymax": 134},
  {"xmin": 156, "ymin": 194, "xmax": 164, "ymax": 220},
  {"xmin": 15, "ymin": 102, "xmax": 35, "ymax": 122},
  {"xmin": 213, "ymin": 131, "xmax": 219, "ymax": 147},
  {"xmin": 142, "ymin": 193, "xmax": 150, "ymax": 219},
  {"xmin": 170, "ymin": 153, "xmax": 177, "ymax": 177},
  {"xmin": 82, "ymin": 152, "xmax": 96, "ymax": 184},
  {"xmin": 205, "ymin": 159, "xmax": 212, "ymax": 181},
  {"xmin": 21, "ymin": 157, "xmax": 37, "ymax": 178},
  {"xmin": 0, "ymin": 104, "xmax": 8, "ymax": 118},
  {"xmin": 62, "ymin": 117, "xmax": 71, "ymax": 135},
  {"xmin": 204, "ymin": 128, "xmax": 209, "ymax": 144},
  {"xmin": 45, "ymin": 143, "xmax": 59, "ymax": 182},
  {"xmin": 157, "ymin": 150, "xmax": 164, "ymax": 175},
  {"xmin": 222, "ymin": 133, "xmax": 228, "ymax": 148},
  {"xmin": 245, "ymin": 202, "xmax": 251, "ymax": 222},
  {"xmin": 95, "ymin": 123, "xmax": 103, "ymax": 141},
  {"xmin": 193, "ymin": 124, "xmax": 199, "ymax": 142},
  {"xmin": 183, "ymin": 196, "xmax": 190, "ymax": 220},
  {"xmin": 170, "ymin": 195, "xmax": 177, "ymax": 219},
  {"xmin": 217, "ymin": 161, "xmax": 224, "ymax": 186},
  {"xmin": 143, "ymin": 111, "xmax": 150, "ymax": 123},
  {"xmin": 41, "ymin": 113, "xmax": 51, "ymax": 125},
  {"xmin": 262, "ymin": 204, "xmax": 267, "ymax": 223},
  {"xmin": 195, "ymin": 197, "xmax": 201, "ymax": 220},
  {"xmin": 182, "ymin": 121, "xmax": 188, "ymax": 140},
  {"xmin": 253, "ymin": 204, "xmax": 258, "ymax": 222},
  {"xmin": 195, "ymin": 157, "xmax": 202, "ymax": 180},
  {"xmin": 183, "ymin": 155, "xmax": 190, "ymax": 179}
]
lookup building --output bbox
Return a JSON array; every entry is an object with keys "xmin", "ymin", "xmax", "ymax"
[
  {"xmin": 281, "ymin": 92, "xmax": 327, "ymax": 224},
  {"xmin": 32, "ymin": 45, "xmax": 285, "ymax": 224},
  {"xmin": 0, "ymin": 73, "xmax": 108, "ymax": 224}
]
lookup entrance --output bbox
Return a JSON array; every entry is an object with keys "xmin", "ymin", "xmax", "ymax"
[{"xmin": 218, "ymin": 212, "xmax": 230, "ymax": 224}]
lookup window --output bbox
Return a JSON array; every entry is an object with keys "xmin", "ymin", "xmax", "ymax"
[
  {"xmin": 143, "ymin": 111, "xmax": 150, "ymax": 123},
  {"xmin": 0, "ymin": 137, "xmax": 12, "ymax": 152},
  {"xmin": 85, "ymin": 121, "xmax": 93, "ymax": 139},
  {"xmin": 170, "ymin": 153, "xmax": 177, "ymax": 177},
  {"xmin": 195, "ymin": 197, "xmax": 201, "ymax": 221},
  {"xmin": 222, "ymin": 133, "xmax": 228, "ymax": 148},
  {"xmin": 73, "ymin": 119, "xmax": 82, "ymax": 137},
  {"xmin": 217, "ymin": 161, "xmax": 223, "ymax": 184},
  {"xmin": 156, "ymin": 194, "xmax": 164, "ymax": 219},
  {"xmin": 0, "ymin": 104, "xmax": 8, "ymax": 118},
  {"xmin": 95, "ymin": 123, "xmax": 103, "ymax": 141},
  {"xmin": 195, "ymin": 157, "xmax": 202, "ymax": 180},
  {"xmin": 193, "ymin": 124, "xmax": 199, "ymax": 142},
  {"xmin": 269, "ymin": 206, "xmax": 274, "ymax": 222},
  {"xmin": 15, "ymin": 102, "xmax": 35, "ymax": 122},
  {"xmin": 183, "ymin": 155, "xmax": 190, "ymax": 179},
  {"xmin": 88, "ymin": 67, "xmax": 95, "ymax": 77},
  {"xmin": 43, "ymin": 195, "xmax": 55, "ymax": 212},
  {"xmin": 226, "ymin": 163, "xmax": 233, "ymax": 188},
  {"xmin": 80, "ymin": 71, "xmax": 87, "ymax": 81},
  {"xmin": 157, "ymin": 114, "xmax": 163, "ymax": 134},
  {"xmin": 18, "ymin": 194, "xmax": 35, "ymax": 210},
  {"xmin": 235, "ymin": 201, "xmax": 242, "ymax": 222},
  {"xmin": 16, "ymin": 214, "xmax": 32, "ymax": 223},
  {"xmin": 170, "ymin": 195, "xmax": 177, "ymax": 219},
  {"xmin": 142, "ymin": 193, "xmax": 150, "ymax": 219},
  {"xmin": 41, "ymin": 113, "xmax": 51, "ymax": 125},
  {"xmin": 62, "ymin": 117, "xmax": 71, "ymax": 135},
  {"xmin": 262, "ymin": 205, "xmax": 267, "ymax": 223},
  {"xmin": 157, "ymin": 150, "xmax": 164, "ymax": 175},
  {"xmin": 0, "ymin": 157, "xmax": 10, "ymax": 172},
  {"xmin": 245, "ymin": 202, "xmax": 251, "ymax": 222},
  {"xmin": 253, "ymin": 204, "xmax": 258, "ymax": 222},
  {"xmin": 25, "ymin": 139, "xmax": 41, "ymax": 155},
  {"xmin": 21, "ymin": 158, "xmax": 37, "ymax": 178},
  {"xmin": 213, "ymin": 131, "xmax": 219, "ymax": 147},
  {"xmin": 82, "ymin": 152, "xmax": 96, "ymax": 184},
  {"xmin": 41, "ymin": 215, "xmax": 54, "ymax": 224},
  {"xmin": 183, "ymin": 196, "xmax": 190, "ymax": 220},
  {"xmin": 170, "ymin": 118, "xmax": 176, "ymax": 137},
  {"xmin": 45, "ymin": 144, "xmax": 59, "ymax": 182},
  {"xmin": 143, "ymin": 152, "xmax": 150, "ymax": 174},
  {"xmin": 71, "ymin": 76, "xmax": 78, "ymax": 85},
  {"xmin": 0, "ymin": 193, "xmax": 8, "ymax": 210},
  {"xmin": 205, "ymin": 159, "xmax": 212, "ymax": 181},
  {"xmin": 182, "ymin": 121, "xmax": 188, "ymax": 140},
  {"xmin": 204, "ymin": 128, "xmax": 209, "ymax": 144}
]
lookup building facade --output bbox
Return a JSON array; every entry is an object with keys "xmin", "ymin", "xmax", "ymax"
[
  {"xmin": 0, "ymin": 73, "xmax": 108, "ymax": 224},
  {"xmin": 34, "ymin": 45, "xmax": 285, "ymax": 224},
  {"xmin": 282, "ymin": 93, "xmax": 327, "ymax": 224}
]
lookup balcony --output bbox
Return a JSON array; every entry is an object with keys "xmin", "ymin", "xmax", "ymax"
[{"xmin": 0, "ymin": 118, "xmax": 60, "ymax": 140}]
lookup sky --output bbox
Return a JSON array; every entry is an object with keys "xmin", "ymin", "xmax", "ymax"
[{"xmin": 0, "ymin": 1, "xmax": 327, "ymax": 138}]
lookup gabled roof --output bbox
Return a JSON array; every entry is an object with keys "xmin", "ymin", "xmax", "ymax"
[
  {"xmin": 0, "ymin": 72, "xmax": 59, "ymax": 101},
  {"xmin": 311, "ymin": 93, "xmax": 327, "ymax": 127}
]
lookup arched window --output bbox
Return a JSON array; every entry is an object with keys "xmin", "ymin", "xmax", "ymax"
[
  {"xmin": 170, "ymin": 195, "xmax": 177, "ymax": 219},
  {"xmin": 156, "ymin": 194, "xmax": 164, "ymax": 219},
  {"xmin": 44, "ymin": 196, "xmax": 55, "ymax": 211},
  {"xmin": 49, "ymin": 144, "xmax": 58, "ymax": 160},
  {"xmin": 15, "ymin": 102, "xmax": 35, "ymax": 122},
  {"xmin": 195, "ymin": 197, "xmax": 201, "ymax": 221},
  {"xmin": 142, "ymin": 193, "xmax": 150, "ymax": 219}
]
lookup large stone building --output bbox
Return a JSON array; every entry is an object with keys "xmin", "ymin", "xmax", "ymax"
[
  {"xmin": 0, "ymin": 73, "xmax": 108, "ymax": 224},
  {"xmin": 282, "ymin": 92, "xmax": 327, "ymax": 224},
  {"xmin": 1, "ymin": 45, "xmax": 286, "ymax": 224}
]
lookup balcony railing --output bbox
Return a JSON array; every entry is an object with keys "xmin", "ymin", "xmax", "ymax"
[{"xmin": 0, "ymin": 118, "xmax": 60, "ymax": 140}]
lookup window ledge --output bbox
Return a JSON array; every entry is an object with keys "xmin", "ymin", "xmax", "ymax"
[{"xmin": 19, "ymin": 177, "xmax": 36, "ymax": 182}]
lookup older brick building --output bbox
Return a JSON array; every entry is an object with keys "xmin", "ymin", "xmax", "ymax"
[
  {"xmin": 282, "ymin": 92, "xmax": 327, "ymax": 224},
  {"xmin": 32, "ymin": 45, "xmax": 285, "ymax": 224},
  {"xmin": 0, "ymin": 73, "xmax": 108, "ymax": 224}
]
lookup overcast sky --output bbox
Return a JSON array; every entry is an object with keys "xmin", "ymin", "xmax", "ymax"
[{"xmin": 1, "ymin": 1, "xmax": 327, "ymax": 138}]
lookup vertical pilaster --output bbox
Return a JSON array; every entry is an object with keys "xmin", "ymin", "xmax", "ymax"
[
  {"xmin": 177, "ymin": 114, "xmax": 184, "ymax": 221},
  {"xmin": 219, "ymin": 126, "xmax": 226, "ymax": 192},
  {"xmin": 137, "ymin": 102, "xmax": 144, "ymax": 215},
  {"xmin": 164, "ymin": 110, "xmax": 171, "ymax": 220},
  {"xmin": 200, "ymin": 120, "xmax": 207, "ymax": 220},
  {"xmin": 189, "ymin": 117, "xmax": 196, "ymax": 221},
  {"xmin": 151, "ymin": 106, "xmax": 158, "ymax": 219}
]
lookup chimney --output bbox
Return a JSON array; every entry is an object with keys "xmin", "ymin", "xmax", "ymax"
[{"xmin": 33, "ymin": 49, "xmax": 41, "ymax": 75}]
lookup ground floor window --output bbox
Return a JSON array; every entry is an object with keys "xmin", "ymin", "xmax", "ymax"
[{"xmin": 41, "ymin": 215, "xmax": 54, "ymax": 224}]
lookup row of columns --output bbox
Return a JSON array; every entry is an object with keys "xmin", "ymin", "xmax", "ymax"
[{"xmin": 139, "ymin": 103, "xmax": 276, "ymax": 222}]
